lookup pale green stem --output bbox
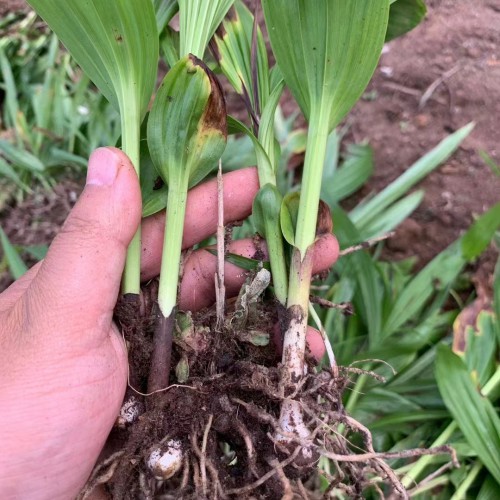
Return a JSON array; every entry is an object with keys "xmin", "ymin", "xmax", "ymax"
[
  {"xmin": 263, "ymin": 211, "xmax": 288, "ymax": 305},
  {"xmin": 401, "ymin": 421, "xmax": 457, "ymax": 489},
  {"xmin": 278, "ymin": 107, "xmax": 330, "ymax": 438},
  {"xmin": 158, "ymin": 178, "xmax": 189, "ymax": 317},
  {"xmin": 283, "ymin": 106, "xmax": 330, "ymax": 377},
  {"xmin": 450, "ymin": 460, "xmax": 482, "ymax": 500},
  {"xmin": 402, "ymin": 365, "xmax": 500, "ymax": 488},
  {"xmin": 408, "ymin": 475, "xmax": 450, "ymax": 497},
  {"xmin": 294, "ymin": 106, "xmax": 331, "ymax": 257},
  {"xmin": 120, "ymin": 101, "xmax": 141, "ymax": 296},
  {"xmin": 345, "ymin": 372, "xmax": 369, "ymax": 415}
]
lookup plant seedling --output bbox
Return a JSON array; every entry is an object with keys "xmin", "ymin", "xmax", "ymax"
[
  {"xmin": 262, "ymin": 0, "xmax": 391, "ymax": 438},
  {"xmin": 27, "ymin": 0, "xmax": 158, "ymax": 296},
  {"xmin": 147, "ymin": 54, "xmax": 227, "ymax": 392}
]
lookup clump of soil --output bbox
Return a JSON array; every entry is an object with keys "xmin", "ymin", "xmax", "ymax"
[{"xmin": 79, "ymin": 276, "xmax": 412, "ymax": 500}]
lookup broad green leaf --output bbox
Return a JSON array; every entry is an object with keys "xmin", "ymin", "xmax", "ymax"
[
  {"xmin": 0, "ymin": 227, "xmax": 28, "ymax": 279},
  {"xmin": 25, "ymin": 244, "xmax": 48, "ymax": 261},
  {"xmin": 455, "ymin": 308, "xmax": 497, "ymax": 387},
  {"xmin": 436, "ymin": 345, "xmax": 500, "ymax": 483},
  {"xmin": 227, "ymin": 115, "xmax": 274, "ymax": 182},
  {"xmin": 494, "ymin": 256, "xmax": 500, "ymax": 341},
  {"xmin": 461, "ymin": 202, "xmax": 500, "ymax": 260},
  {"xmin": 350, "ymin": 123, "xmax": 474, "ymax": 226},
  {"xmin": 280, "ymin": 192, "xmax": 300, "ymax": 246},
  {"xmin": 333, "ymin": 208, "xmax": 383, "ymax": 343},
  {"xmin": 477, "ymin": 475, "xmax": 500, "ymax": 500},
  {"xmin": 148, "ymin": 55, "xmax": 227, "ymax": 316},
  {"xmin": 148, "ymin": 55, "xmax": 227, "ymax": 189},
  {"xmin": 160, "ymin": 26, "xmax": 180, "ymax": 68},
  {"xmin": 386, "ymin": 0, "xmax": 427, "ymax": 42},
  {"xmin": 179, "ymin": 0, "xmax": 234, "ymax": 58},
  {"xmin": 206, "ymin": 250, "xmax": 269, "ymax": 272},
  {"xmin": 0, "ymin": 157, "xmax": 28, "ymax": 191},
  {"xmin": 0, "ymin": 46, "xmax": 19, "ymax": 131},
  {"xmin": 263, "ymin": 0, "xmax": 390, "ymax": 130},
  {"xmin": 28, "ymin": 0, "xmax": 158, "ymax": 121}
]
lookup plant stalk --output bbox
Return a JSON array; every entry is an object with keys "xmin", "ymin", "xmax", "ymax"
[
  {"xmin": 147, "ymin": 179, "xmax": 189, "ymax": 393},
  {"xmin": 282, "ymin": 107, "xmax": 330, "ymax": 377},
  {"xmin": 120, "ymin": 100, "xmax": 141, "ymax": 296},
  {"xmin": 279, "ymin": 106, "xmax": 330, "ymax": 434},
  {"xmin": 158, "ymin": 178, "xmax": 190, "ymax": 318}
]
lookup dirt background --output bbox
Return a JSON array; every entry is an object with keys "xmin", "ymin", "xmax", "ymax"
[{"xmin": 0, "ymin": 0, "xmax": 499, "ymax": 292}]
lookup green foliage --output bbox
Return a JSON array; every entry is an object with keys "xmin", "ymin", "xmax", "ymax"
[
  {"xmin": 436, "ymin": 346, "xmax": 500, "ymax": 484},
  {"xmin": 386, "ymin": 0, "xmax": 427, "ymax": 42},
  {"xmin": 148, "ymin": 55, "xmax": 227, "ymax": 316},
  {"xmin": 263, "ymin": 0, "xmax": 390, "ymax": 131},
  {"xmin": 0, "ymin": 14, "xmax": 119, "ymax": 192},
  {"xmin": 0, "ymin": 226, "xmax": 27, "ymax": 279}
]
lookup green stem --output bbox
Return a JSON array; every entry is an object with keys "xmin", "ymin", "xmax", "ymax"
[
  {"xmin": 121, "ymin": 102, "xmax": 141, "ymax": 296},
  {"xmin": 278, "ymin": 108, "xmax": 331, "ymax": 438},
  {"xmin": 294, "ymin": 107, "xmax": 330, "ymax": 257},
  {"xmin": 282, "ymin": 106, "xmax": 330, "ymax": 377},
  {"xmin": 264, "ymin": 212, "xmax": 288, "ymax": 305},
  {"xmin": 401, "ymin": 421, "xmax": 457, "ymax": 489},
  {"xmin": 158, "ymin": 178, "xmax": 189, "ymax": 317},
  {"xmin": 450, "ymin": 460, "xmax": 482, "ymax": 500}
]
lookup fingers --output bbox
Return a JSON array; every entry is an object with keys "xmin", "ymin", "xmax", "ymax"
[
  {"xmin": 178, "ymin": 234, "xmax": 339, "ymax": 311},
  {"xmin": 25, "ymin": 148, "xmax": 141, "ymax": 332},
  {"xmin": 140, "ymin": 167, "xmax": 259, "ymax": 281},
  {"xmin": 272, "ymin": 324, "xmax": 326, "ymax": 361}
]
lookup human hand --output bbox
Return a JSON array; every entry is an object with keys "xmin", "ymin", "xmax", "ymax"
[{"xmin": 0, "ymin": 147, "xmax": 338, "ymax": 499}]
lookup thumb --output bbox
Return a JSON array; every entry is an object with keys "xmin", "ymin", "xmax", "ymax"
[{"xmin": 27, "ymin": 147, "xmax": 141, "ymax": 332}]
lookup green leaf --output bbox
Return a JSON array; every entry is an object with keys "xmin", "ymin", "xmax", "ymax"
[
  {"xmin": 0, "ymin": 157, "xmax": 29, "ymax": 191},
  {"xmin": 179, "ymin": 0, "xmax": 234, "ymax": 58},
  {"xmin": 350, "ymin": 123, "xmax": 474, "ymax": 227},
  {"xmin": 477, "ymin": 475, "xmax": 500, "ymax": 500},
  {"xmin": 28, "ymin": 0, "xmax": 158, "ymax": 121},
  {"xmin": 0, "ymin": 227, "xmax": 28, "ymax": 279},
  {"xmin": 215, "ymin": 0, "xmax": 270, "ymax": 111},
  {"xmin": 386, "ymin": 0, "xmax": 427, "ymax": 42},
  {"xmin": 207, "ymin": 249, "xmax": 269, "ymax": 272},
  {"xmin": 148, "ymin": 55, "xmax": 227, "ymax": 316},
  {"xmin": 280, "ymin": 192, "xmax": 300, "ymax": 246},
  {"xmin": 357, "ymin": 190, "xmax": 424, "ymax": 240},
  {"xmin": 148, "ymin": 55, "xmax": 227, "ymax": 189},
  {"xmin": 154, "ymin": 0, "xmax": 178, "ymax": 34},
  {"xmin": 333, "ymin": 208, "xmax": 384, "ymax": 343},
  {"xmin": 436, "ymin": 345, "xmax": 500, "ymax": 483},
  {"xmin": 262, "ymin": 0, "xmax": 390, "ymax": 131},
  {"xmin": 0, "ymin": 139, "xmax": 45, "ymax": 172},
  {"xmin": 461, "ymin": 203, "xmax": 500, "ymax": 260},
  {"xmin": 253, "ymin": 184, "xmax": 288, "ymax": 304},
  {"xmin": 461, "ymin": 310, "xmax": 498, "ymax": 388}
]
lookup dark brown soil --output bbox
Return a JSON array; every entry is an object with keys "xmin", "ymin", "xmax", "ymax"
[
  {"xmin": 0, "ymin": 0, "xmax": 27, "ymax": 17},
  {"xmin": 81, "ymin": 282, "xmax": 357, "ymax": 499},
  {"xmin": 347, "ymin": 0, "xmax": 500, "ymax": 280}
]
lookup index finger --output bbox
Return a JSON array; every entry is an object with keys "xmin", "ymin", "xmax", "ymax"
[{"xmin": 140, "ymin": 167, "xmax": 259, "ymax": 280}]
